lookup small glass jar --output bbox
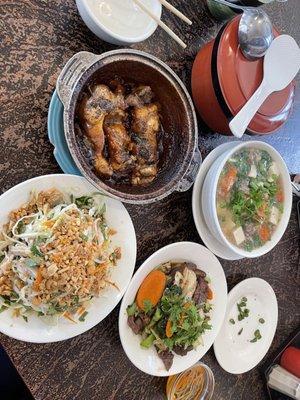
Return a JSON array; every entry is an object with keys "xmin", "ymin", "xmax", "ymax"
[{"xmin": 166, "ymin": 362, "xmax": 215, "ymax": 400}]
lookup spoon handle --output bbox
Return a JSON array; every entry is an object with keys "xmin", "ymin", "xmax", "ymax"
[{"xmin": 229, "ymin": 80, "xmax": 272, "ymax": 138}]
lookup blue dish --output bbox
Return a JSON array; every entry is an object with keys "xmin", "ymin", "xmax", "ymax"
[{"xmin": 47, "ymin": 90, "xmax": 81, "ymax": 176}]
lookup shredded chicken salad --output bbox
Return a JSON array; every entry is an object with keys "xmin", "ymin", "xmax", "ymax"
[{"xmin": 0, "ymin": 189, "xmax": 121, "ymax": 323}]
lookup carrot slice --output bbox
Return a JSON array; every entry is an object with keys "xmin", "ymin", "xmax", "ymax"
[
  {"xmin": 257, "ymin": 204, "xmax": 267, "ymax": 219},
  {"xmin": 259, "ymin": 224, "xmax": 270, "ymax": 242},
  {"xmin": 136, "ymin": 270, "xmax": 166, "ymax": 311},
  {"xmin": 219, "ymin": 166, "xmax": 237, "ymax": 196},
  {"xmin": 276, "ymin": 190, "xmax": 284, "ymax": 203},
  {"xmin": 166, "ymin": 319, "xmax": 172, "ymax": 338},
  {"xmin": 207, "ymin": 287, "xmax": 213, "ymax": 300}
]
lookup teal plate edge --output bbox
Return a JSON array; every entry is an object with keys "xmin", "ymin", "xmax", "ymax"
[{"xmin": 47, "ymin": 90, "xmax": 81, "ymax": 176}]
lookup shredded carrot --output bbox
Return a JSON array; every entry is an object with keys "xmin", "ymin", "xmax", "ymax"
[
  {"xmin": 166, "ymin": 319, "xmax": 172, "ymax": 338},
  {"xmin": 77, "ymin": 306, "xmax": 86, "ymax": 316},
  {"xmin": 63, "ymin": 312, "xmax": 77, "ymax": 323},
  {"xmin": 259, "ymin": 224, "xmax": 270, "ymax": 242},
  {"xmin": 207, "ymin": 287, "xmax": 213, "ymax": 300},
  {"xmin": 33, "ymin": 267, "xmax": 43, "ymax": 291},
  {"xmin": 136, "ymin": 270, "xmax": 166, "ymax": 311}
]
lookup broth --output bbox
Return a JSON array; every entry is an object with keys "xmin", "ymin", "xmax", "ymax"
[{"xmin": 216, "ymin": 148, "xmax": 284, "ymax": 251}]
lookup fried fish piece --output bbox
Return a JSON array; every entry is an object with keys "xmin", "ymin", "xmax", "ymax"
[
  {"xmin": 79, "ymin": 84, "xmax": 126, "ymax": 177},
  {"xmin": 125, "ymin": 85, "xmax": 154, "ymax": 108},
  {"xmin": 131, "ymin": 103, "xmax": 160, "ymax": 185},
  {"xmin": 103, "ymin": 109, "xmax": 134, "ymax": 173}
]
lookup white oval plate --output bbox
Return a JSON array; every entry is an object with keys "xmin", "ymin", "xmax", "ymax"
[
  {"xmin": 119, "ymin": 242, "xmax": 227, "ymax": 376},
  {"xmin": 192, "ymin": 141, "xmax": 243, "ymax": 260},
  {"xmin": 214, "ymin": 277, "xmax": 278, "ymax": 374},
  {"xmin": 0, "ymin": 174, "xmax": 136, "ymax": 343}
]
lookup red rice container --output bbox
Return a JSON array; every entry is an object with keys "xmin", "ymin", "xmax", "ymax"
[{"xmin": 191, "ymin": 16, "xmax": 295, "ymax": 135}]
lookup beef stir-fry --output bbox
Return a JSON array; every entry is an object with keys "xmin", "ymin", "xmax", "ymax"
[
  {"xmin": 126, "ymin": 261, "xmax": 213, "ymax": 371},
  {"xmin": 78, "ymin": 80, "xmax": 162, "ymax": 186}
]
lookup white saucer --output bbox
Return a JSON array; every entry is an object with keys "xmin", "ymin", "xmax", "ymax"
[
  {"xmin": 192, "ymin": 142, "xmax": 243, "ymax": 260},
  {"xmin": 213, "ymin": 278, "xmax": 278, "ymax": 374}
]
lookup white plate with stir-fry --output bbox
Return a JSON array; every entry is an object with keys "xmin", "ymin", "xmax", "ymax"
[{"xmin": 0, "ymin": 174, "xmax": 136, "ymax": 342}]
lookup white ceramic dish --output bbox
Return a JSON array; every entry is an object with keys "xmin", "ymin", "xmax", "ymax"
[
  {"xmin": 119, "ymin": 242, "xmax": 227, "ymax": 376},
  {"xmin": 201, "ymin": 141, "xmax": 292, "ymax": 258},
  {"xmin": 192, "ymin": 141, "xmax": 243, "ymax": 260},
  {"xmin": 214, "ymin": 277, "xmax": 278, "ymax": 374},
  {"xmin": 76, "ymin": 0, "xmax": 162, "ymax": 46},
  {"xmin": 0, "ymin": 174, "xmax": 137, "ymax": 343}
]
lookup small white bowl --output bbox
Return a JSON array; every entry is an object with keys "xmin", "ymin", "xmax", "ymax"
[
  {"xmin": 201, "ymin": 141, "xmax": 292, "ymax": 259},
  {"xmin": 118, "ymin": 242, "xmax": 227, "ymax": 376},
  {"xmin": 76, "ymin": 0, "xmax": 162, "ymax": 46}
]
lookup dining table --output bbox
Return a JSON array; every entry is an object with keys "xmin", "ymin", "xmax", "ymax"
[{"xmin": 0, "ymin": 0, "xmax": 300, "ymax": 399}]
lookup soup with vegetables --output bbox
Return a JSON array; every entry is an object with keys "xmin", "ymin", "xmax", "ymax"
[{"xmin": 216, "ymin": 148, "xmax": 284, "ymax": 251}]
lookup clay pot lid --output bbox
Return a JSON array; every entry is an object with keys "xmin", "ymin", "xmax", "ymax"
[{"xmin": 217, "ymin": 16, "xmax": 295, "ymax": 134}]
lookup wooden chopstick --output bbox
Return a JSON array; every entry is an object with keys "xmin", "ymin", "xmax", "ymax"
[
  {"xmin": 159, "ymin": 0, "xmax": 192, "ymax": 25},
  {"xmin": 132, "ymin": 0, "xmax": 187, "ymax": 49}
]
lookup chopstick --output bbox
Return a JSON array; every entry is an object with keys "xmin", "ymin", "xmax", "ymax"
[
  {"xmin": 132, "ymin": 0, "xmax": 187, "ymax": 49},
  {"xmin": 159, "ymin": 0, "xmax": 192, "ymax": 25}
]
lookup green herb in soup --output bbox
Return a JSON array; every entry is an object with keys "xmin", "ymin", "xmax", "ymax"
[{"xmin": 216, "ymin": 148, "xmax": 284, "ymax": 251}]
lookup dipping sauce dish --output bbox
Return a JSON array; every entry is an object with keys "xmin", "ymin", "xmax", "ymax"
[{"xmin": 76, "ymin": 0, "xmax": 161, "ymax": 45}]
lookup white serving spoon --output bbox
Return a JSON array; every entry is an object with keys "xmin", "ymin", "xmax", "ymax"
[{"xmin": 229, "ymin": 35, "xmax": 300, "ymax": 138}]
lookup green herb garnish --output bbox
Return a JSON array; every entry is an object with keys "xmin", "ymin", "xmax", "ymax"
[
  {"xmin": 31, "ymin": 244, "xmax": 44, "ymax": 258},
  {"xmin": 74, "ymin": 196, "xmax": 93, "ymax": 209},
  {"xmin": 22, "ymin": 315, "xmax": 28, "ymax": 323},
  {"xmin": 237, "ymin": 297, "xmax": 250, "ymax": 321},
  {"xmin": 203, "ymin": 302, "xmax": 213, "ymax": 313},
  {"xmin": 0, "ymin": 305, "xmax": 8, "ymax": 313},
  {"xmin": 229, "ymin": 318, "xmax": 235, "ymax": 325},
  {"xmin": 79, "ymin": 311, "xmax": 88, "ymax": 322},
  {"xmin": 143, "ymin": 299, "xmax": 153, "ymax": 314},
  {"xmin": 126, "ymin": 302, "xmax": 138, "ymax": 317},
  {"xmin": 250, "ymin": 329, "xmax": 262, "ymax": 343},
  {"xmin": 238, "ymin": 328, "xmax": 243, "ymax": 335},
  {"xmin": 259, "ymin": 318, "xmax": 265, "ymax": 324}
]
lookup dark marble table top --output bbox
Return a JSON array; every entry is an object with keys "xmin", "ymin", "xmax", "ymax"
[{"xmin": 0, "ymin": 1, "xmax": 299, "ymax": 399}]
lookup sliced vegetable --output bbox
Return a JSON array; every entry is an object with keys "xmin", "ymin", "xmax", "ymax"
[
  {"xmin": 166, "ymin": 319, "xmax": 172, "ymax": 338},
  {"xmin": 140, "ymin": 334, "xmax": 155, "ymax": 349},
  {"xmin": 136, "ymin": 270, "xmax": 166, "ymax": 311},
  {"xmin": 207, "ymin": 287, "xmax": 213, "ymax": 300},
  {"xmin": 259, "ymin": 224, "xmax": 270, "ymax": 242},
  {"xmin": 78, "ymin": 311, "xmax": 88, "ymax": 322}
]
